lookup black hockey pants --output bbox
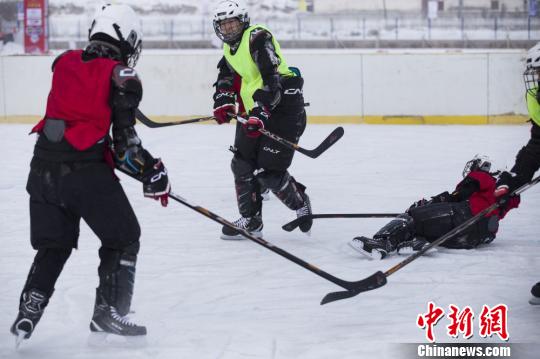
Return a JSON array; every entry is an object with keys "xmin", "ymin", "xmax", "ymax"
[
  {"xmin": 23, "ymin": 151, "xmax": 140, "ymax": 301},
  {"xmin": 231, "ymin": 76, "xmax": 307, "ymax": 217},
  {"xmin": 408, "ymin": 201, "xmax": 496, "ymax": 249}
]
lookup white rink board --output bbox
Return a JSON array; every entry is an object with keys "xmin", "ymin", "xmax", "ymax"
[
  {"xmin": 2, "ymin": 56, "xmax": 52, "ymax": 116},
  {"xmin": 0, "ymin": 49, "xmax": 529, "ymax": 118}
]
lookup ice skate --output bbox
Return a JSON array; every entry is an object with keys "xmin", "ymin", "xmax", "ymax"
[
  {"xmin": 10, "ymin": 289, "xmax": 49, "ymax": 349},
  {"xmin": 397, "ymin": 237, "xmax": 432, "ymax": 255},
  {"xmin": 221, "ymin": 213, "xmax": 263, "ymax": 240},
  {"xmin": 88, "ymin": 289, "xmax": 146, "ymax": 346},
  {"xmin": 295, "ymin": 193, "xmax": 313, "ymax": 234},
  {"xmin": 349, "ymin": 236, "xmax": 394, "ymax": 260}
]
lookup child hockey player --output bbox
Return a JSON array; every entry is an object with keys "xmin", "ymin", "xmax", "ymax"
[
  {"xmin": 10, "ymin": 4, "xmax": 170, "ymax": 345},
  {"xmin": 350, "ymin": 155, "xmax": 519, "ymax": 260}
]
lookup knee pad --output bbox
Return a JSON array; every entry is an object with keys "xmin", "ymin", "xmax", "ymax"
[{"xmin": 257, "ymin": 170, "xmax": 288, "ymax": 192}]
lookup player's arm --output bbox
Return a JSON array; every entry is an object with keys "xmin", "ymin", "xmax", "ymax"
[
  {"xmin": 110, "ymin": 65, "xmax": 170, "ymax": 206},
  {"xmin": 213, "ymin": 57, "xmax": 237, "ymax": 124},
  {"xmin": 452, "ymin": 176, "xmax": 481, "ymax": 201},
  {"xmin": 510, "ymin": 121, "xmax": 540, "ymax": 185},
  {"xmin": 249, "ymin": 28, "xmax": 282, "ymax": 110}
]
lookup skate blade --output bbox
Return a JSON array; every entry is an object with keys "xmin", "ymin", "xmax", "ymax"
[
  {"xmin": 220, "ymin": 230, "xmax": 263, "ymax": 241},
  {"xmin": 347, "ymin": 241, "xmax": 384, "ymax": 260},
  {"xmin": 87, "ymin": 332, "xmax": 147, "ymax": 348},
  {"xmin": 14, "ymin": 330, "xmax": 27, "ymax": 350},
  {"xmin": 529, "ymin": 296, "xmax": 540, "ymax": 305}
]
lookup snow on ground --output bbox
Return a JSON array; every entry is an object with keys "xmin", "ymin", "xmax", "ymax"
[{"xmin": 0, "ymin": 123, "xmax": 539, "ymax": 358}]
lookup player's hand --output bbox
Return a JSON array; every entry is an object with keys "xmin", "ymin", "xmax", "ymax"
[
  {"xmin": 142, "ymin": 159, "xmax": 170, "ymax": 207},
  {"xmin": 244, "ymin": 106, "xmax": 270, "ymax": 138},
  {"xmin": 213, "ymin": 90, "xmax": 236, "ymax": 124}
]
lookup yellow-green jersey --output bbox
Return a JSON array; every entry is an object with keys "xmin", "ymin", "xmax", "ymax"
[
  {"xmin": 223, "ymin": 25, "xmax": 295, "ymax": 112},
  {"xmin": 527, "ymin": 88, "xmax": 540, "ymax": 126}
]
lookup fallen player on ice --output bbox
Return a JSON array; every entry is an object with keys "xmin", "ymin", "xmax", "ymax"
[{"xmin": 349, "ymin": 155, "xmax": 520, "ymax": 260}]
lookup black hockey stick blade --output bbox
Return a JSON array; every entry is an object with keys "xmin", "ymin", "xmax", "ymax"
[
  {"xmin": 297, "ymin": 126, "xmax": 344, "ymax": 158},
  {"xmin": 282, "ymin": 213, "xmax": 402, "ymax": 232},
  {"xmin": 136, "ymin": 109, "xmax": 214, "ymax": 128},
  {"xmin": 282, "ymin": 216, "xmax": 310, "ymax": 232},
  {"xmin": 321, "ymin": 271, "xmax": 387, "ymax": 305}
]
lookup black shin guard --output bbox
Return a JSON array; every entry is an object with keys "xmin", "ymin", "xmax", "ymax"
[
  {"xmin": 231, "ymin": 156, "xmax": 262, "ymax": 217},
  {"xmin": 260, "ymin": 171, "xmax": 306, "ymax": 210},
  {"xmin": 374, "ymin": 214, "xmax": 415, "ymax": 250},
  {"xmin": 97, "ymin": 243, "xmax": 139, "ymax": 316},
  {"xmin": 21, "ymin": 248, "xmax": 72, "ymax": 299}
]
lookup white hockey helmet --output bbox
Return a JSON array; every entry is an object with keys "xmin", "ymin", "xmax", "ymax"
[
  {"xmin": 88, "ymin": 4, "xmax": 142, "ymax": 67},
  {"xmin": 213, "ymin": 0, "xmax": 250, "ymax": 45},
  {"xmin": 463, "ymin": 154, "xmax": 492, "ymax": 178},
  {"xmin": 524, "ymin": 42, "xmax": 540, "ymax": 96}
]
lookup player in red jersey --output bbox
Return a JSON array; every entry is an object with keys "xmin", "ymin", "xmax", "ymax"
[
  {"xmin": 10, "ymin": 4, "xmax": 169, "ymax": 345},
  {"xmin": 350, "ymin": 155, "xmax": 519, "ymax": 259}
]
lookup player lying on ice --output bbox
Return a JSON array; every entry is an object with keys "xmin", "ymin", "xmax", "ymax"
[{"xmin": 349, "ymin": 155, "xmax": 520, "ymax": 260}]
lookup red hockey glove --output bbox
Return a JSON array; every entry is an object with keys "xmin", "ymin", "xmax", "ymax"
[
  {"xmin": 244, "ymin": 106, "xmax": 270, "ymax": 138},
  {"xmin": 213, "ymin": 90, "xmax": 236, "ymax": 124}
]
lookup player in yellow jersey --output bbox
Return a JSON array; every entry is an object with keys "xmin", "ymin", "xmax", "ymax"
[{"xmin": 211, "ymin": 1, "xmax": 312, "ymax": 240}]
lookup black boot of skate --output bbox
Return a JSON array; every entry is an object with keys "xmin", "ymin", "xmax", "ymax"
[
  {"xmin": 90, "ymin": 289, "xmax": 146, "ymax": 336},
  {"xmin": 10, "ymin": 288, "xmax": 49, "ymax": 347},
  {"xmin": 348, "ymin": 236, "xmax": 396, "ymax": 260},
  {"xmin": 273, "ymin": 176, "xmax": 313, "ymax": 233},
  {"xmin": 221, "ymin": 212, "xmax": 263, "ymax": 240},
  {"xmin": 397, "ymin": 237, "xmax": 431, "ymax": 255},
  {"xmin": 530, "ymin": 282, "xmax": 540, "ymax": 305}
]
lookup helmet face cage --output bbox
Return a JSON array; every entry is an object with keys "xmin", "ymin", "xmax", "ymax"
[
  {"xmin": 463, "ymin": 155, "xmax": 492, "ymax": 178},
  {"xmin": 113, "ymin": 24, "xmax": 142, "ymax": 67},
  {"xmin": 524, "ymin": 43, "xmax": 540, "ymax": 96},
  {"xmin": 524, "ymin": 67, "xmax": 540, "ymax": 97}
]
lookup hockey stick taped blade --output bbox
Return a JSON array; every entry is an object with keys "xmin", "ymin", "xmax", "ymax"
[
  {"xmin": 300, "ymin": 127, "xmax": 344, "ymax": 158},
  {"xmin": 320, "ymin": 271, "xmax": 387, "ymax": 305},
  {"xmin": 282, "ymin": 217, "xmax": 307, "ymax": 232}
]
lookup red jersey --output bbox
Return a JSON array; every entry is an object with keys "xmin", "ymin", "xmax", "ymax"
[
  {"xmin": 32, "ymin": 50, "xmax": 120, "ymax": 151},
  {"xmin": 457, "ymin": 171, "xmax": 519, "ymax": 219}
]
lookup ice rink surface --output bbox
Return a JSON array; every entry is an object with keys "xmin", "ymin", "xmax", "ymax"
[{"xmin": 0, "ymin": 123, "xmax": 539, "ymax": 358}]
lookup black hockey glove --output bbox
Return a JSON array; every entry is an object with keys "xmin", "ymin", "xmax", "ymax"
[
  {"xmin": 244, "ymin": 106, "xmax": 270, "ymax": 138},
  {"xmin": 253, "ymin": 87, "xmax": 281, "ymax": 110},
  {"xmin": 494, "ymin": 171, "xmax": 524, "ymax": 212},
  {"xmin": 141, "ymin": 159, "xmax": 170, "ymax": 207},
  {"xmin": 430, "ymin": 191, "xmax": 454, "ymax": 203},
  {"xmin": 213, "ymin": 90, "xmax": 236, "ymax": 124},
  {"xmin": 406, "ymin": 198, "xmax": 430, "ymax": 213}
]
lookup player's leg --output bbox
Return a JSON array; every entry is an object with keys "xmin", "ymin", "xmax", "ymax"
[
  {"xmin": 73, "ymin": 163, "xmax": 146, "ymax": 336},
  {"xmin": 221, "ymin": 152, "xmax": 263, "ymax": 240},
  {"xmin": 258, "ymin": 100, "xmax": 312, "ymax": 232},
  {"xmin": 350, "ymin": 214, "xmax": 416, "ymax": 259},
  {"xmin": 11, "ymin": 159, "xmax": 78, "ymax": 342}
]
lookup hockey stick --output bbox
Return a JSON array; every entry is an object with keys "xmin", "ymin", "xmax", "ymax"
[
  {"xmin": 117, "ymin": 168, "xmax": 386, "ymax": 304},
  {"xmin": 136, "ymin": 109, "xmax": 215, "ymax": 128},
  {"xmin": 233, "ymin": 114, "xmax": 344, "ymax": 159},
  {"xmin": 282, "ymin": 213, "xmax": 402, "ymax": 232},
  {"xmin": 320, "ymin": 174, "xmax": 540, "ymax": 305}
]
